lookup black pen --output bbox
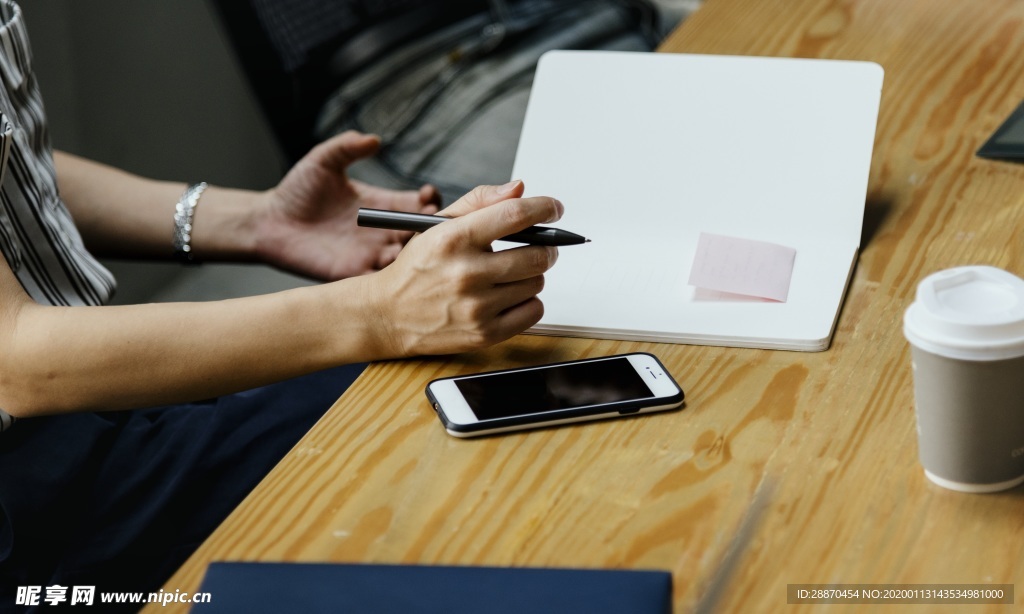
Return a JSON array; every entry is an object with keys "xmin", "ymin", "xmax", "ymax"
[{"xmin": 356, "ymin": 208, "xmax": 591, "ymax": 246}]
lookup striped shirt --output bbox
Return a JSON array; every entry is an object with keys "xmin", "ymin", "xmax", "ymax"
[{"xmin": 0, "ymin": 0, "xmax": 116, "ymax": 432}]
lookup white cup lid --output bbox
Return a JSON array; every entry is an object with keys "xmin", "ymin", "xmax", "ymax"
[{"xmin": 904, "ymin": 266, "xmax": 1024, "ymax": 360}]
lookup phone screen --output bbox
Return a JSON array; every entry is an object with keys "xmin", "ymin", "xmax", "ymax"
[{"xmin": 454, "ymin": 357, "xmax": 653, "ymax": 421}]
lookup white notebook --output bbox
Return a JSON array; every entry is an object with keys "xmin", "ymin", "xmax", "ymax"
[{"xmin": 511, "ymin": 51, "xmax": 883, "ymax": 351}]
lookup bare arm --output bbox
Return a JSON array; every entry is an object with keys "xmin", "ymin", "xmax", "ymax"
[
  {"xmin": 0, "ymin": 182, "xmax": 560, "ymax": 418},
  {"xmin": 55, "ymin": 131, "xmax": 442, "ymax": 278},
  {"xmin": 54, "ymin": 150, "xmax": 259, "ymax": 261},
  {"xmin": 0, "ymin": 263, "xmax": 378, "ymax": 414}
]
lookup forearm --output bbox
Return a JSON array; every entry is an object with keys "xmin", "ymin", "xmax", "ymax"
[
  {"xmin": 0, "ymin": 182, "xmax": 562, "ymax": 418},
  {"xmin": 54, "ymin": 151, "xmax": 261, "ymax": 261},
  {"xmin": 0, "ymin": 278, "xmax": 385, "ymax": 417}
]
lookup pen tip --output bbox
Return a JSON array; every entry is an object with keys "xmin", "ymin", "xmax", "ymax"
[{"xmin": 585, "ymin": 239, "xmax": 592, "ymax": 243}]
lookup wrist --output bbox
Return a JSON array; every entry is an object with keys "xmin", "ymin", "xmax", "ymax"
[
  {"xmin": 313, "ymin": 274, "xmax": 401, "ymax": 364},
  {"xmin": 186, "ymin": 185, "xmax": 263, "ymax": 262},
  {"xmin": 172, "ymin": 182, "xmax": 207, "ymax": 264},
  {"xmin": 248, "ymin": 188, "xmax": 293, "ymax": 268}
]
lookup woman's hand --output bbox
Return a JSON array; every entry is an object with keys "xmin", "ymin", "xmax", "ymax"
[
  {"xmin": 361, "ymin": 180, "xmax": 562, "ymax": 358},
  {"xmin": 254, "ymin": 131, "xmax": 440, "ymax": 281}
]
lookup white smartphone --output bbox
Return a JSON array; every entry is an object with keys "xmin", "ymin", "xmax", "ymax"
[{"xmin": 425, "ymin": 353, "xmax": 685, "ymax": 438}]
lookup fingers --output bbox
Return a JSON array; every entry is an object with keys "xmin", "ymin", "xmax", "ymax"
[
  {"xmin": 310, "ymin": 130, "xmax": 381, "ymax": 173},
  {"xmin": 375, "ymin": 242, "xmax": 404, "ymax": 270},
  {"xmin": 484, "ymin": 245, "xmax": 558, "ymax": 284},
  {"xmin": 488, "ymin": 296, "xmax": 545, "ymax": 342},
  {"xmin": 460, "ymin": 196, "xmax": 563, "ymax": 249},
  {"xmin": 369, "ymin": 181, "xmax": 567, "ymax": 357},
  {"xmin": 419, "ymin": 184, "xmax": 442, "ymax": 207},
  {"xmin": 442, "ymin": 180, "xmax": 525, "ymax": 218},
  {"xmin": 440, "ymin": 196, "xmax": 563, "ymax": 250},
  {"xmin": 371, "ymin": 240, "xmax": 555, "ymax": 355},
  {"xmin": 490, "ymin": 276, "xmax": 546, "ymax": 318},
  {"xmin": 453, "ymin": 279, "xmax": 547, "ymax": 349},
  {"xmin": 439, "ymin": 180, "xmax": 564, "ymax": 249},
  {"xmin": 440, "ymin": 249, "xmax": 552, "ymax": 342}
]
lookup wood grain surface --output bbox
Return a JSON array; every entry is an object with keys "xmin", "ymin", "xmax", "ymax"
[{"xmin": 150, "ymin": 0, "xmax": 1024, "ymax": 611}]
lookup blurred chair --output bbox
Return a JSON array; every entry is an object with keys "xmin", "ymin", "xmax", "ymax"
[
  {"xmin": 208, "ymin": 0, "xmax": 487, "ymax": 163},
  {"xmin": 209, "ymin": 1, "xmax": 693, "ymax": 200}
]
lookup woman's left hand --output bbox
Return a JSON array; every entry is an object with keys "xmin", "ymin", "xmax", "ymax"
[{"xmin": 254, "ymin": 130, "xmax": 440, "ymax": 281}]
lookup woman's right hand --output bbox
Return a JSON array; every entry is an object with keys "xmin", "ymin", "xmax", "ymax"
[{"xmin": 362, "ymin": 180, "xmax": 562, "ymax": 358}]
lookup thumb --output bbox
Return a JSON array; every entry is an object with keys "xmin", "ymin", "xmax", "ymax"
[
  {"xmin": 441, "ymin": 180, "xmax": 525, "ymax": 218},
  {"xmin": 308, "ymin": 130, "xmax": 382, "ymax": 174}
]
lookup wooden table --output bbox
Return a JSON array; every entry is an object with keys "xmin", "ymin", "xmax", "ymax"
[{"xmin": 152, "ymin": 0, "xmax": 1024, "ymax": 611}]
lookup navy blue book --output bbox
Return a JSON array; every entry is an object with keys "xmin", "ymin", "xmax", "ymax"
[{"xmin": 190, "ymin": 562, "xmax": 673, "ymax": 613}]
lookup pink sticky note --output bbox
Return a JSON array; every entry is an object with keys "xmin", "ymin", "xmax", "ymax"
[{"xmin": 688, "ymin": 232, "xmax": 797, "ymax": 302}]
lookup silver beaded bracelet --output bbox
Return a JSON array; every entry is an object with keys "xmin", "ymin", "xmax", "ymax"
[{"xmin": 172, "ymin": 182, "xmax": 208, "ymax": 264}]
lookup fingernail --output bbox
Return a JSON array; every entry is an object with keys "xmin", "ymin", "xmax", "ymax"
[
  {"xmin": 547, "ymin": 246, "xmax": 559, "ymax": 266},
  {"xmin": 551, "ymin": 199, "xmax": 564, "ymax": 222},
  {"xmin": 497, "ymin": 179, "xmax": 521, "ymax": 195}
]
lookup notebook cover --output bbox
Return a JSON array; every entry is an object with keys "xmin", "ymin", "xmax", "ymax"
[
  {"xmin": 512, "ymin": 51, "xmax": 884, "ymax": 351},
  {"xmin": 190, "ymin": 562, "xmax": 673, "ymax": 614}
]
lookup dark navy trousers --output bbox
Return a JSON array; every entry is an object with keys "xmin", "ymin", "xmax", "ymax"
[{"xmin": 0, "ymin": 364, "xmax": 365, "ymax": 613}]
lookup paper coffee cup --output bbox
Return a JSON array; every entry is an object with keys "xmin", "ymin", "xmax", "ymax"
[{"xmin": 904, "ymin": 266, "xmax": 1024, "ymax": 493}]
